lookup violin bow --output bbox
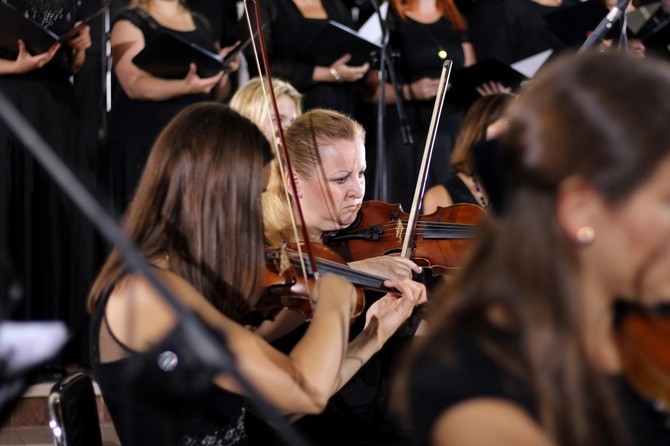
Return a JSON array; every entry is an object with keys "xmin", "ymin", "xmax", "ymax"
[
  {"xmin": 243, "ymin": 0, "xmax": 320, "ymax": 280},
  {"xmin": 400, "ymin": 59, "xmax": 453, "ymax": 259}
]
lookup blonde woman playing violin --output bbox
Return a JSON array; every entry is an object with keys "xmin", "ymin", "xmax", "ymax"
[{"xmin": 88, "ymin": 102, "xmax": 425, "ymax": 445}]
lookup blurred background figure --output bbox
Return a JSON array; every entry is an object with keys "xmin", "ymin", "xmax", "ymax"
[
  {"xmin": 104, "ymin": 0, "xmax": 239, "ymax": 215},
  {"xmin": 394, "ymin": 50, "xmax": 670, "ymax": 446},
  {"xmin": 422, "ymin": 93, "xmax": 513, "ymax": 214}
]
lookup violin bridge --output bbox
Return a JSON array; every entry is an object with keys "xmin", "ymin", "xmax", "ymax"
[{"xmin": 395, "ymin": 219, "xmax": 404, "ymax": 242}]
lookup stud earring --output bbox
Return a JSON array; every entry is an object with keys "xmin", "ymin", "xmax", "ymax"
[{"xmin": 576, "ymin": 226, "xmax": 595, "ymax": 245}]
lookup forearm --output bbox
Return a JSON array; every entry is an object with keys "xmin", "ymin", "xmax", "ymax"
[
  {"xmin": 287, "ymin": 285, "xmax": 355, "ymax": 403},
  {"xmin": 212, "ymin": 72, "xmax": 231, "ymax": 102},
  {"xmin": 336, "ymin": 323, "xmax": 382, "ymax": 390},
  {"xmin": 364, "ymin": 77, "xmax": 408, "ymax": 104},
  {"xmin": 118, "ymin": 72, "xmax": 192, "ymax": 101},
  {"xmin": 71, "ymin": 48, "xmax": 85, "ymax": 73},
  {"xmin": 0, "ymin": 59, "xmax": 20, "ymax": 75}
]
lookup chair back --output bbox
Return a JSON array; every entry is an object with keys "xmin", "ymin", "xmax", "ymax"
[{"xmin": 48, "ymin": 372, "xmax": 103, "ymax": 446}]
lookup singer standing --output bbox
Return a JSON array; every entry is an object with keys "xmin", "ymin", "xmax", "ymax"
[
  {"xmin": 362, "ymin": 0, "xmax": 475, "ymax": 211},
  {"xmin": 0, "ymin": 0, "xmax": 96, "ymax": 367}
]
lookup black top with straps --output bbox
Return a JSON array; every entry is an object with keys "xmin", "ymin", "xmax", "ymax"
[{"xmin": 90, "ymin": 286, "xmax": 249, "ymax": 446}]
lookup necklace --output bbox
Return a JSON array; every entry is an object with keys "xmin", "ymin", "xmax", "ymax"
[
  {"xmin": 418, "ymin": 22, "xmax": 448, "ymax": 61},
  {"xmin": 471, "ymin": 175, "xmax": 488, "ymax": 209}
]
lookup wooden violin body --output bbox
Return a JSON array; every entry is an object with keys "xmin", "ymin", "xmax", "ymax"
[
  {"xmin": 249, "ymin": 242, "xmax": 397, "ymax": 324},
  {"xmin": 324, "ymin": 200, "xmax": 486, "ymax": 275},
  {"xmin": 615, "ymin": 302, "xmax": 670, "ymax": 411}
]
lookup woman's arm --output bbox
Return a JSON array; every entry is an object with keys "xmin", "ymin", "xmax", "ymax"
[
  {"xmin": 0, "ymin": 40, "xmax": 60, "ymax": 75},
  {"xmin": 431, "ymin": 398, "xmax": 555, "ymax": 446},
  {"xmin": 111, "ymin": 19, "xmax": 223, "ymax": 101},
  {"xmin": 67, "ymin": 22, "xmax": 91, "ymax": 73},
  {"xmin": 336, "ymin": 277, "xmax": 426, "ymax": 387},
  {"xmin": 423, "ymin": 184, "xmax": 454, "ymax": 215}
]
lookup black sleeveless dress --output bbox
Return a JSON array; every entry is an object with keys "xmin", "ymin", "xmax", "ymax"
[
  {"xmin": 90, "ymin": 286, "xmax": 249, "ymax": 445},
  {"xmin": 105, "ymin": 8, "xmax": 215, "ymax": 214}
]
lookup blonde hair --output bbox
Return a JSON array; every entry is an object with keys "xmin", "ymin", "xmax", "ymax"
[
  {"xmin": 263, "ymin": 109, "xmax": 365, "ymax": 247},
  {"xmin": 229, "ymin": 77, "xmax": 303, "ymax": 135}
]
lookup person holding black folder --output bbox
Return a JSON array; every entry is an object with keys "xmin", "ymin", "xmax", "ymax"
[
  {"xmin": 362, "ymin": 0, "xmax": 476, "ymax": 212},
  {"xmin": 0, "ymin": 0, "xmax": 95, "ymax": 368},
  {"xmin": 240, "ymin": 0, "xmax": 370, "ymax": 117},
  {"xmin": 105, "ymin": 0, "xmax": 240, "ymax": 214}
]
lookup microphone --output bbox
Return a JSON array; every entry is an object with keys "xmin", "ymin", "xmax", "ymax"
[{"xmin": 579, "ymin": 0, "xmax": 632, "ymax": 52}]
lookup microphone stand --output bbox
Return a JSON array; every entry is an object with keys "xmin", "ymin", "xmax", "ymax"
[
  {"xmin": 579, "ymin": 0, "xmax": 632, "ymax": 53},
  {"xmin": 0, "ymin": 91, "xmax": 311, "ymax": 446},
  {"xmin": 371, "ymin": 0, "xmax": 412, "ymax": 202}
]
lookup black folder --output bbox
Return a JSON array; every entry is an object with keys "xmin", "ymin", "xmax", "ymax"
[
  {"xmin": 132, "ymin": 31, "xmax": 225, "ymax": 79},
  {"xmin": 0, "ymin": 1, "xmax": 110, "ymax": 57},
  {"xmin": 132, "ymin": 26, "xmax": 260, "ymax": 79},
  {"xmin": 543, "ymin": 0, "xmax": 610, "ymax": 47},
  {"xmin": 301, "ymin": 19, "xmax": 381, "ymax": 67},
  {"xmin": 448, "ymin": 58, "xmax": 527, "ymax": 108}
]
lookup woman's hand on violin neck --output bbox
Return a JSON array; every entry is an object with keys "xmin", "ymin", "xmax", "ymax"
[
  {"xmin": 365, "ymin": 278, "xmax": 428, "ymax": 347},
  {"xmin": 348, "ymin": 256, "xmax": 422, "ymax": 281},
  {"xmin": 312, "ymin": 273, "xmax": 358, "ymax": 314}
]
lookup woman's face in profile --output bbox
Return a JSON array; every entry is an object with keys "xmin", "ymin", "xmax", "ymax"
[{"xmin": 589, "ymin": 154, "xmax": 670, "ymax": 300}]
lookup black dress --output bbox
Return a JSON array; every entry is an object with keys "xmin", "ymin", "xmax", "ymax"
[
  {"xmin": 381, "ymin": 9, "xmax": 468, "ymax": 211},
  {"xmin": 105, "ymin": 8, "xmax": 214, "ymax": 214},
  {"xmin": 460, "ymin": 0, "xmax": 566, "ymax": 64},
  {"xmin": 242, "ymin": 0, "xmax": 362, "ymax": 115},
  {"xmin": 409, "ymin": 331, "xmax": 670, "ymax": 446},
  {"xmin": 245, "ymin": 292, "xmax": 416, "ymax": 446},
  {"xmin": 90, "ymin": 287, "xmax": 249, "ymax": 445},
  {"xmin": 441, "ymin": 175, "xmax": 479, "ymax": 206},
  {"xmin": 0, "ymin": 0, "xmax": 97, "ymax": 365}
]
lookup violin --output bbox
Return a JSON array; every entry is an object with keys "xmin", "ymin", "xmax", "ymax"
[
  {"xmin": 323, "ymin": 200, "xmax": 486, "ymax": 276},
  {"xmin": 249, "ymin": 242, "xmax": 397, "ymax": 324},
  {"xmin": 615, "ymin": 301, "xmax": 670, "ymax": 411}
]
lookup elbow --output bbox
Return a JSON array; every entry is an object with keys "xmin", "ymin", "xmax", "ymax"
[{"xmin": 303, "ymin": 393, "xmax": 330, "ymax": 414}]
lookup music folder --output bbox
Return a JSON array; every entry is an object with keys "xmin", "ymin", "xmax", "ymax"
[
  {"xmin": 132, "ymin": 27, "xmax": 260, "ymax": 79},
  {"xmin": 301, "ymin": 19, "xmax": 381, "ymax": 67},
  {"xmin": 132, "ymin": 31, "xmax": 224, "ymax": 79},
  {"xmin": 0, "ymin": 1, "xmax": 110, "ymax": 57},
  {"xmin": 448, "ymin": 58, "xmax": 527, "ymax": 108},
  {"xmin": 543, "ymin": 0, "xmax": 610, "ymax": 47}
]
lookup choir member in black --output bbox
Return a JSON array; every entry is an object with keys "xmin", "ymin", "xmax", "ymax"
[
  {"xmin": 240, "ymin": 0, "xmax": 369, "ymax": 116},
  {"xmin": 363, "ymin": 0, "xmax": 475, "ymax": 211},
  {"xmin": 0, "ymin": 0, "xmax": 95, "ymax": 365},
  {"xmin": 105, "ymin": 0, "xmax": 239, "ymax": 214}
]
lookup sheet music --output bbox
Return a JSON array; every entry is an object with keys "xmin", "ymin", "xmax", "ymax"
[
  {"xmin": 511, "ymin": 49, "xmax": 553, "ymax": 78},
  {"xmin": 357, "ymin": 1, "xmax": 389, "ymax": 46}
]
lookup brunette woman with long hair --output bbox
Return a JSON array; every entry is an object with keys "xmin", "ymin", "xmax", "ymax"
[
  {"xmin": 88, "ymin": 102, "xmax": 426, "ymax": 445},
  {"xmin": 393, "ymin": 50, "xmax": 670, "ymax": 446}
]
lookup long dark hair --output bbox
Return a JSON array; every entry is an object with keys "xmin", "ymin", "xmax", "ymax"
[
  {"xmin": 88, "ymin": 103, "xmax": 274, "ymax": 321},
  {"xmin": 395, "ymin": 51, "xmax": 670, "ymax": 446}
]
